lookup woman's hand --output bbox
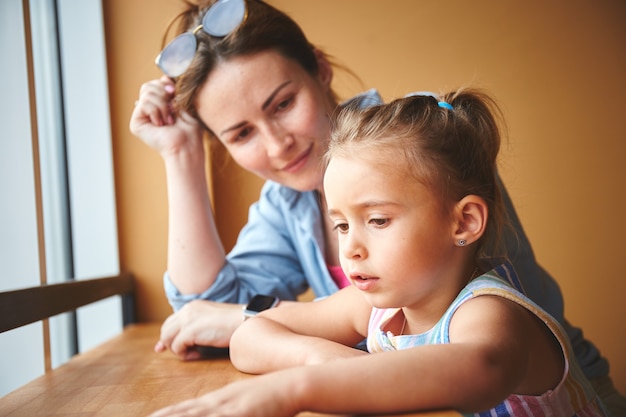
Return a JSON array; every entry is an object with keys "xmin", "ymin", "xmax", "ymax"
[
  {"xmin": 155, "ymin": 300, "xmax": 244, "ymax": 360},
  {"xmin": 129, "ymin": 76, "xmax": 204, "ymax": 159}
]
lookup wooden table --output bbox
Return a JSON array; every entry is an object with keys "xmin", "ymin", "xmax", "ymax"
[{"xmin": 0, "ymin": 323, "xmax": 460, "ymax": 417}]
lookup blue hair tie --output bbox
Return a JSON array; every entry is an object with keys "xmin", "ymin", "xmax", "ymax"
[
  {"xmin": 437, "ymin": 101, "xmax": 454, "ymax": 110},
  {"xmin": 437, "ymin": 101, "xmax": 453, "ymax": 111},
  {"xmin": 404, "ymin": 91, "xmax": 453, "ymax": 111}
]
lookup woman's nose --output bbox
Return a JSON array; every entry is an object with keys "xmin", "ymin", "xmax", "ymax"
[{"xmin": 264, "ymin": 124, "xmax": 294, "ymax": 157}]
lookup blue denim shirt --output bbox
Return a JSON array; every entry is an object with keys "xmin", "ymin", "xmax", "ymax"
[
  {"xmin": 164, "ymin": 180, "xmax": 337, "ymax": 307},
  {"xmin": 163, "ymin": 89, "xmax": 608, "ymax": 380}
]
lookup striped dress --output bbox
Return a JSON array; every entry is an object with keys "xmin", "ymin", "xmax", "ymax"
[{"xmin": 367, "ymin": 262, "xmax": 608, "ymax": 417}]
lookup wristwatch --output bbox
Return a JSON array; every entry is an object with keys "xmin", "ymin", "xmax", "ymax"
[{"xmin": 243, "ymin": 294, "xmax": 280, "ymax": 320}]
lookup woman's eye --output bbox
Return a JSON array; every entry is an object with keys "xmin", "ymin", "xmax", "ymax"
[
  {"xmin": 275, "ymin": 96, "xmax": 294, "ymax": 112},
  {"xmin": 333, "ymin": 223, "xmax": 349, "ymax": 233},
  {"xmin": 234, "ymin": 126, "xmax": 252, "ymax": 142}
]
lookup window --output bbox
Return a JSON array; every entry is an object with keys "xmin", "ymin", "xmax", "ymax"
[{"xmin": 0, "ymin": 0, "xmax": 121, "ymax": 396}]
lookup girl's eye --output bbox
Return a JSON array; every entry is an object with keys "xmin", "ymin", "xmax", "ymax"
[
  {"xmin": 333, "ymin": 223, "xmax": 349, "ymax": 233},
  {"xmin": 369, "ymin": 218, "xmax": 388, "ymax": 227}
]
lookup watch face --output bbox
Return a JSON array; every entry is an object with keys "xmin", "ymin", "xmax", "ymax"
[{"xmin": 247, "ymin": 295, "xmax": 279, "ymax": 312}]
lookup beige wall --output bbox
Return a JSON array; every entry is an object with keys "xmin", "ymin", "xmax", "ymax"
[{"xmin": 104, "ymin": 1, "xmax": 626, "ymax": 391}]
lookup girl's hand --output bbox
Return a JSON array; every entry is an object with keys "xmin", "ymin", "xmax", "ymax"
[
  {"xmin": 147, "ymin": 372, "xmax": 300, "ymax": 417},
  {"xmin": 129, "ymin": 76, "xmax": 204, "ymax": 158}
]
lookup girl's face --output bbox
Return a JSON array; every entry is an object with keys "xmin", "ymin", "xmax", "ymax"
[
  {"xmin": 324, "ymin": 150, "xmax": 466, "ymax": 323},
  {"xmin": 195, "ymin": 50, "xmax": 336, "ymax": 192}
]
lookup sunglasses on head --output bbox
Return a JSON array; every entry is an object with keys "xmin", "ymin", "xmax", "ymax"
[{"xmin": 155, "ymin": 0, "xmax": 247, "ymax": 78}]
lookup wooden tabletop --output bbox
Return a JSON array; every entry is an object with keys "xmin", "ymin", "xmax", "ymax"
[{"xmin": 0, "ymin": 323, "xmax": 459, "ymax": 417}]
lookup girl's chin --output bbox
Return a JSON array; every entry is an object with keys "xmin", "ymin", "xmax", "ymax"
[{"xmin": 361, "ymin": 294, "xmax": 401, "ymax": 310}]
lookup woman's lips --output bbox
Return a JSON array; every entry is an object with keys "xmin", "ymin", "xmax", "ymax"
[{"xmin": 282, "ymin": 144, "xmax": 312, "ymax": 173}]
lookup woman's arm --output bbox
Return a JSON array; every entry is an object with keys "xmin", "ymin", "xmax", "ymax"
[
  {"xmin": 162, "ymin": 138, "xmax": 225, "ymax": 295},
  {"xmin": 230, "ymin": 286, "xmax": 372, "ymax": 373},
  {"xmin": 130, "ymin": 77, "xmax": 225, "ymax": 295}
]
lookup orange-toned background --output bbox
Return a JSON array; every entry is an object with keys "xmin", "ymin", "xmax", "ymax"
[{"xmin": 103, "ymin": 1, "xmax": 626, "ymax": 392}]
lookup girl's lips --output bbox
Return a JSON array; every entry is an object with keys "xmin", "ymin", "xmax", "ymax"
[
  {"xmin": 282, "ymin": 144, "xmax": 312, "ymax": 173},
  {"xmin": 350, "ymin": 274, "xmax": 379, "ymax": 291}
]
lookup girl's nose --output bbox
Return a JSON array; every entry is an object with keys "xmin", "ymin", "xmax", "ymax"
[{"xmin": 341, "ymin": 231, "xmax": 367, "ymax": 260}]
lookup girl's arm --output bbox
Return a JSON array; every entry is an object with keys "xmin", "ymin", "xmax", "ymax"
[
  {"xmin": 150, "ymin": 344, "xmax": 520, "ymax": 417},
  {"xmin": 294, "ymin": 297, "xmax": 535, "ymax": 415},
  {"xmin": 228, "ymin": 293, "xmax": 539, "ymax": 415},
  {"xmin": 230, "ymin": 286, "xmax": 372, "ymax": 373}
]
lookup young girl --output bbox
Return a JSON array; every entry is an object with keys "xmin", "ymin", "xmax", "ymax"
[{"xmin": 148, "ymin": 90, "xmax": 608, "ymax": 417}]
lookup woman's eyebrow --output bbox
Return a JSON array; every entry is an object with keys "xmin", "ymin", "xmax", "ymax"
[
  {"xmin": 219, "ymin": 81, "xmax": 292, "ymax": 136},
  {"xmin": 262, "ymin": 80, "xmax": 291, "ymax": 111},
  {"xmin": 220, "ymin": 121, "xmax": 247, "ymax": 136}
]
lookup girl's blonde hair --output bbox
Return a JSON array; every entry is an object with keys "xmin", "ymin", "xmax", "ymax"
[{"xmin": 328, "ymin": 89, "xmax": 510, "ymax": 261}]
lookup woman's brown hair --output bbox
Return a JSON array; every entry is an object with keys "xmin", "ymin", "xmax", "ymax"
[{"xmin": 162, "ymin": 1, "xmax": 340, "ymax": 126}]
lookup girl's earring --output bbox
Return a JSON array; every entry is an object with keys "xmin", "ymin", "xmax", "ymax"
[{"xmin": 457, "ymin": 239, "xmax": 467, "ymax": 247}]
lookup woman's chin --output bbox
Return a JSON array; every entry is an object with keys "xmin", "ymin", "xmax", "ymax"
[{"xmin": 281, "ymin": 173, "xmax": 323, "ymax": 192}]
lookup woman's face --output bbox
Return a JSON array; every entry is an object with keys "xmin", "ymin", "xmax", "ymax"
[{"xmin": 195, "ymin": 50, "xmax": 336, "ymax": 192}]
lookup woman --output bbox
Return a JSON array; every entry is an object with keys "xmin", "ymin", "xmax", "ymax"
[{"xmin": 129, "ymin": 0, "xmax": 623, "ymax": 413}]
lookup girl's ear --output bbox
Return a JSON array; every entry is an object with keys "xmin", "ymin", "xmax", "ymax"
[
  {"xmin": 313, "ymin": 48, "xmax": 333, "ymax": 88},
  {"xmin": 452, "ymin": 195, "xmax": 488, "ymax": 246}
]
